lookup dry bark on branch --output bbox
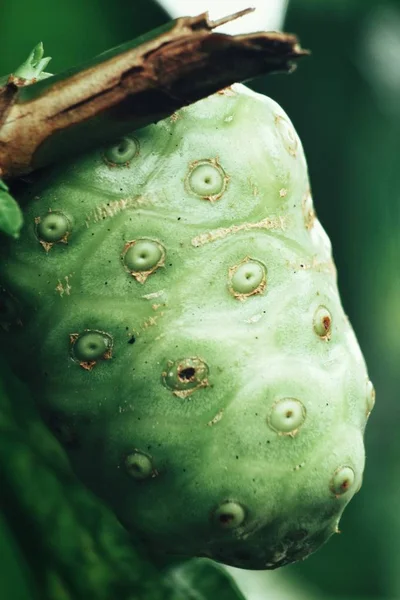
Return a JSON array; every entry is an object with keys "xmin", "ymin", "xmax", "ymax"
[{"xmin": 0, "ymin": 9, "xmax": 307, "ymax": 179}]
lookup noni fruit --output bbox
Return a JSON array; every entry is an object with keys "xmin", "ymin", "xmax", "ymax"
[{"xmin": 0, "ymin": 83, "xmax": 374, "ymax": 570}]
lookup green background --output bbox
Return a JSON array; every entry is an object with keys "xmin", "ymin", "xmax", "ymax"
[{"xmin": 0, "ymin": 0, "xmax": 398, "ymax": 598}]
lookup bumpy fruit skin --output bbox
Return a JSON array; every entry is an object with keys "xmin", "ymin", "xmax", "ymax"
[{"xmin": 0, "ymin": 84, "xmax": 374, "ymax": 570}]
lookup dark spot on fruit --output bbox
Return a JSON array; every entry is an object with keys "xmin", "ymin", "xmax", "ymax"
[
  {"xmin": 163, "ymin": 358, "xmax": 209, "ymax": 396},
  {"xmin": 128, "ymin": 335, "xmax": 136, "ymax": 345},
  {"xmin": 212, "ymin": 501, "xmax": 245, "ymax": 529},
  {"xmin": 330, "ymin": 466, "xmax": 355, "ymax": 495},
  {"xmin": 178, "ymin": 367, "xmax": 196, "ymax": 381},
  {"xmin": 219, "ymin": 513, "xmax": 234, "ymax": 524},
  {"xmin": 313, "ymin": 306, "xmax": 332, "ymax": 339}
]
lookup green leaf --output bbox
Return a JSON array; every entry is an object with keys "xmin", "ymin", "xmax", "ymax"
[
  {"xmin": 163, "ymin": 558, "xmax": 246, "ymax": 600},
  {"xmin": 14, "ymin": 42, "xmax": 51, "ymax": 78},
  {"xmin": 0, "ymin": 507, "xmax": 37, "ymax": 600},
  {"xmin": 0, "ymin": 42, "xmax": 52, "ymax": 84},
  {"xmin": 0, "ymin": 185, "xmax": 23, "ymax": 238}
]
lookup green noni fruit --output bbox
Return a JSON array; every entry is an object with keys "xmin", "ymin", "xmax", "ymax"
[{"xmin": 0, "ymin": 83, "xmax": 374, "ymax": 570}]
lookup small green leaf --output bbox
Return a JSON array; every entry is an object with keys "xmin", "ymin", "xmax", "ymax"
[
  {"xmin": 0, "ymin": 43, "xmax": 52, "ymax": 85},
  {"xmin": 13, "ymin": 42, "xmax": 52, "ymax": 81},
  {"xmin": 0, "ymin": 186, "xmax": 23, "ymax": 238}
]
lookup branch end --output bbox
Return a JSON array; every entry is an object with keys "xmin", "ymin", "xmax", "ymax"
[{"xmin": 209, "ymin": 7, "xmax": 256, "ymax": 30}]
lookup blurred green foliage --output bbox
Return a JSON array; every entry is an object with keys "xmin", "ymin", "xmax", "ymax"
[
  {"xmin": 0, "ymin": 0, "xmax": 399, "ymax": 599},
  {"xmin": 0, "ymin": 0, "xmax": 168, "ymax": 74},
  {"xmin": 0, "ymin": 510, "xmax": 36, "ymax": 600}
]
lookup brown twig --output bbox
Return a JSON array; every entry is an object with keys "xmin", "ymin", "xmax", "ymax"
[{"xmin": 0, "ymin": 10, "xmax": 308, "ymax": 179}]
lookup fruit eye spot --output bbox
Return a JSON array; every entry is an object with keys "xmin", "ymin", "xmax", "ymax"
[
  {"xmin": 122, "ymin": 239, "xmax": 165, "ymax": 284},
  {"xmin": 162, "ymin": 357, "xmax": 209, "ymax": 398},
  {"xmin": 124, "ymin": 450, "xmax": 156, "ymax": 480},
  {"xmin": 229, "ymin": 258, "xmax": 267, "ymax": 300},
  {"xmin": 186, "ymin": 159, "xmax": 228, "ymax": 201},
  {"xmin": 103, "ymin": 136, "xmax": 139, "ymax": 166},
  {"xmin": 35, "ymin": 211, "xmax": 71, "ymax": 246},
  {"xmin": 268, "ymin": 398, "xmax": 306, "ymax": 436},
  {"xmin": 70, "ymin": 329, "xmax": 113, "ymax": 368},
  {"xmin": 330, "ymin": 466, "xmax": 355, "ymax": 496},
  {"xmin": 212, "ymin": 501, "xmax": 245, "ymax": 530},
  {"xmin": 313, "ymin": 305, "xmax": 332, "ymax": 340}
]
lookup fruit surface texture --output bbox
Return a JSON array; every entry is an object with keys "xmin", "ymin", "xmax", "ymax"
[{"xmin": 0, "ymin": 84, "xmax": 374, "ymax": 569}]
